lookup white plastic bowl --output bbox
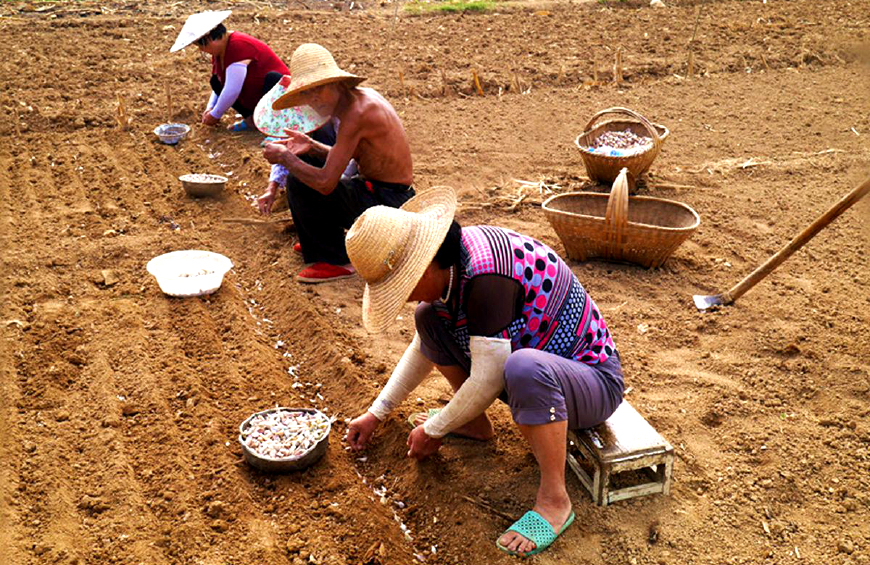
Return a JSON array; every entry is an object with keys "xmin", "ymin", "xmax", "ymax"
[
  {"xmin": 179, "ymin": 173, "xmax": 227, "ymax": 197},
  {"xmin": 154, "ymin": 123, "xmax": 191, "ymax": 145},
  {"xmin": 146, "ymin": 250, "xmax": 233, "ymax": 297}
]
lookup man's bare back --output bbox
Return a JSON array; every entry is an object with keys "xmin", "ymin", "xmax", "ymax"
[{"xmin": 340, "ymin": 87, "xmax": 413, "ymax": 186}]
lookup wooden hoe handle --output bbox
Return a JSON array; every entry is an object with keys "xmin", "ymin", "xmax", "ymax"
[{"xmin": 724, "ymin": 174, "xmax": 870, "ymax": 303}]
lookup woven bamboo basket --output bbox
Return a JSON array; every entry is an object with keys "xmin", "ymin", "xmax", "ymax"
[
  {"xmin": 575, "ymin": 107, "xmax": 669, "ymax": 184},
  {"xmin": 542, "ymin": 168, "xmax": 700, "ymax": 268}
]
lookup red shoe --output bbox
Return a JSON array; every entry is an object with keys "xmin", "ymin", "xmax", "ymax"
[
  {"xmin": 296, "ymin": 263, "xmax": 355, "ymax": 284},
  {"xmin": 293, "ymin": 242, "xmax": 302, "ymax": 254}
]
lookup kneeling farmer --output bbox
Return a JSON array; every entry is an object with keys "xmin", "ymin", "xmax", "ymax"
[
  {"xmin": 260, "ymin": 44, "xmax": 415, "ymax": 283},
  {"xmin": 344, "ymin": 188, "xmax": 624, "ymax": 557},
  {"xmin": 170, "ymin": 10, "xmax": 289, "ymax": 132}
]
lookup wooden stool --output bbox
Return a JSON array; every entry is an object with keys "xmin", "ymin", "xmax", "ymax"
[{"xmin": 566, "ymin": 400, "xmax": 673, "ymax": 506}]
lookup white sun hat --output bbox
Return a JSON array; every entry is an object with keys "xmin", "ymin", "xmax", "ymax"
[
  {"xmin": 254, "ymin": 76, "xmax": 329, "ymax": 137},
  {"xmin": 170, "ymin": 10, "xmax": 232, "ymax": 53}
]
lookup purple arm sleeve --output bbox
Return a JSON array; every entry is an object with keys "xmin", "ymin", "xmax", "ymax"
[
  {"xmin": 269, "ymin": 164, "xmax": 289, "ymax": 188},
  {"xmin": 206, "ymin": 91, "xmax": 218, "ymax": 111},
  {"xmin": 209, "ymin": 62, "xmax": 247, "ymax": 119}
]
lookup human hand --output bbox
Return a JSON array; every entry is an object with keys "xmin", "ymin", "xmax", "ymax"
[
  {"xmin": 281, "ymin": 129, "xmax": 314, "ymax": 155},
  {"xmin": 257, "ymin": 183, "xmax": 279, "ymax": 216},
  {"xmin": 407, "ymin": 425, "xmax": 442, "ymax": 460},
  {"xmin": 201, "ymin": 110, "xmax": 219, "ymax": 126},
  {"xmin": 346, "ymin": 412, "xmax": 381, "ymax": 451},
  {"xmin": 263, "ymin": 142, "xmax": 290, "ymax": 165}
]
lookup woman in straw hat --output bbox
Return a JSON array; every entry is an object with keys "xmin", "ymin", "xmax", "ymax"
[
  {"xmin": 344, "ymin": 188, "xmax": 624, "ymax": 557},
  {"xmin": 260, "ymin": 43, "xmax": 414, "ymax": 283},
  {"xmin": 170, "ymin": 10, "xmax": 288, "ymax": 132}
]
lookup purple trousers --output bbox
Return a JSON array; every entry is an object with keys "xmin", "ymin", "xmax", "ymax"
[{"xmin": 415, "ymin": 303, "xmax": 624, "ymax": 429}]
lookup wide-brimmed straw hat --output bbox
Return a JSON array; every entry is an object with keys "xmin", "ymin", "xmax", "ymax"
[
  {"xmin": 346, "ymin": 187, "xmax": 456, "ymax": 333},
  {"xmin": 170, "ymin": 10, "xmax": 231, "ymax": 53},
  {"xmin": 272, "ymin": 44, "xmax": 365, "ymax": 111}
]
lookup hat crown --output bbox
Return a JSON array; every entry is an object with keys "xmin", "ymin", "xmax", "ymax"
[
  {"xmin": 290, "ymin": 43, "xmax": 342, "ymax": 85},
  {"xmin": 272, "ymin": 43, "xmax": 364, "ymax": 111},
  {"xmin": 346, "ymin": 207, "xmax": 414, "ymax": 285}
]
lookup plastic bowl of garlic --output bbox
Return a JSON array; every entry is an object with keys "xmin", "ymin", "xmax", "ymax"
[
  {"xmin": 146, "ymin": 250, "xmax": 233, "ymax": 298},
  {"xmin": 238, "ymin": 407, "xmax": 331, "ymax": 473}
]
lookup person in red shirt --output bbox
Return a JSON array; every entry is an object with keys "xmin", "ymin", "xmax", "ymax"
[{"xmin": 171, "ymin": 11, "xmax": 289, "ymax": 132}]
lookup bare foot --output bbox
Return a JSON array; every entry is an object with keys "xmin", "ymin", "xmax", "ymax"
[
  {"xmin": 412, "ymin": 411, "xmax": 494, "ymax": 441},
  {"xmin": 498, "ymin": 492, "xmax": 572, "ymax": 555}
]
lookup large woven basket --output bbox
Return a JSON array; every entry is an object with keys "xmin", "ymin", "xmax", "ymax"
[
  {"xmin": 575, "ymin": 107, "xmax": 669, "ymax": 184},
  {"xmin": 542, "ymin": 168, "xmax": 700, "ymax": 268}
]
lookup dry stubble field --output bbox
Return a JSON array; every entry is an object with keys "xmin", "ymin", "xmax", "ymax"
[{"xmin": 1, "ymin": 1, "xmax": 869, "ymax": 564}]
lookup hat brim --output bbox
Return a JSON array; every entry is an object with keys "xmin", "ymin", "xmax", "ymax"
[
  {"xmin": 272, "ymin": 75, "xmax": 366, "ymax": 111},
  {"xmin": 254, "ymin": 78, "xmax": 329, "ymax": 136},
  {"xmin": 170, "ymin": 10, "xmax": 231, "ymax": 53},
  {"xmin": 360, "ymin": 188, "xmax": 456, "ymax": 334}
]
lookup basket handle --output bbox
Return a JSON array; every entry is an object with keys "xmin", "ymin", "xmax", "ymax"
[
  {"xmin": 582, "ymin": 107, "xmax": 662, "ymax": 147},
  {"xmin": 604, "ymin": 168, "xmax": 631, "ymax": 256}
]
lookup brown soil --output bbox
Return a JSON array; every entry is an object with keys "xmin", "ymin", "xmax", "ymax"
[{"xmin": 1, "ymin": 1, "xmax": 869, "ymax": 565}]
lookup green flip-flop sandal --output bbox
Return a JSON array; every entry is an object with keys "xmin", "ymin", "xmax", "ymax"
[{"xmin": 495, "ymin": 510, "xmax": 576, "ymax": 557}]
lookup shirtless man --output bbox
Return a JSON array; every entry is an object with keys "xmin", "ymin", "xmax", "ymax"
[{"xmin": 259, "ymin": 43, "xmax": 414, "ymax": 283}]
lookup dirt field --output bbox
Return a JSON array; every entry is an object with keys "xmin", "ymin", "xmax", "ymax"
[{"xmin": 1, "ymin": 0, "xmax": 869, "ymax": 564}]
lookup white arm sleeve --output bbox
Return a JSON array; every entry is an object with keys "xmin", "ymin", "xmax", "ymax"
[
  {"xmin": 423, "ymin": 336, "xmax": 511, "ymax": 439},
  {"xmin": 209, "ymin": 62, "xmax": 248, "ymax": 119},
  {"xmin": 206, "ymin": 91, "xmax": 218, "ymax": 111},
  {"xmin": 368, "ymin": 333, "xmax": 434, "ymax": 421}
]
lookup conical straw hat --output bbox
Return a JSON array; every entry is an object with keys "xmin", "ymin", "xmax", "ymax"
[
  {"xmin": 170, "ymin": 10, "xmax": 231, "ymax": 53},
  {"xmin": 272, "ymin": 44, "xmax": 365, "ymax": 111},
  {"xmin": 346, "ymin": 187, "xmax": 456, "ymax": 333}
]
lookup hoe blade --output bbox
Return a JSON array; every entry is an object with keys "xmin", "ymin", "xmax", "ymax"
[{"xmin": 693, "ymin": 293, "xmax": 728, "ymax": 311}]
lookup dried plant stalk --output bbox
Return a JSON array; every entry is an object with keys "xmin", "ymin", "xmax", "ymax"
[
  {"xmin": 614, "ymin": 48, "xmax": 624, "ymax": 85},
  {"xmin": 472, "ymin": 69, "xmax": 484, "ymax": 96},
  {"xmin": 687, "ymin": 6, "xmax": 701, "ymax": 79},
  {"xmin": 165, "ymin": 81, "xmax": 173, "ymax": 123},
  {"xmin": 116, "ymin": 94, "xmax": 131, "ymax": 129}
]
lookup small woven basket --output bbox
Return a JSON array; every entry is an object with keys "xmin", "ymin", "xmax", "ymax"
[
  {"xmin": 575, "ymin": 107, "xmax": 669, "ymax": 184},
  {"xmin": 542, "ymin": 168, "xmax": 700, "ymax": 269}
]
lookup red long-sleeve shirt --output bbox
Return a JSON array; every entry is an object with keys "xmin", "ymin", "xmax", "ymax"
[{"xmin": 212, "ymin": 32, "xmax": 289, "ymax": 110}]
